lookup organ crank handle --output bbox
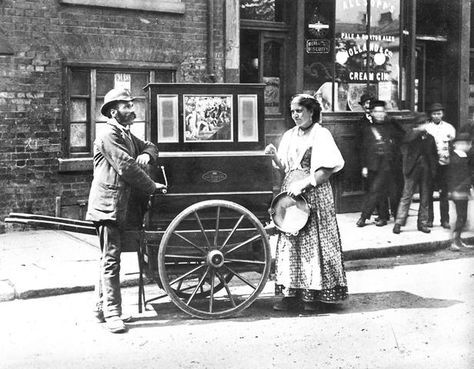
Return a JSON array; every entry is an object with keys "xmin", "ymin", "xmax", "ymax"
[{"xmin": 160, "ymin": 165, "xmax": 168, "ymax": 194}]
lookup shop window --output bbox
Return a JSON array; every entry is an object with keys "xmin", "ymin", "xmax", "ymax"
[
  {"xmin": 304, "ymin": 0, "xmax": 402, "ymax": 112},
  {"xmin": 67, "ymin": 67, "xmax": 175, "ymax": 157},
  {"xmin": 240, "ymin": 0, "xmax": 284, "ymax": 22}
]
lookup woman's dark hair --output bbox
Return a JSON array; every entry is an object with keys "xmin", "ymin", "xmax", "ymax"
[{"xmin": 291, "ymin": 94, "xmax": 322, "ymax": 123}]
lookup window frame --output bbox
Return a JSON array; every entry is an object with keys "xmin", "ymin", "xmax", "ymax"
[
  {"xmin": 64, "ymin": 62, "xmax": 177, "ymax": 159},
  {"xmin": 302, "ymin": 0, "xmax": 406, "ymax": 113}
]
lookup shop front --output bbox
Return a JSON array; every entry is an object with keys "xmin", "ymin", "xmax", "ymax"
[{"xmin": 238, "ymin": 0, "xmax": 470, "ymax": 212}]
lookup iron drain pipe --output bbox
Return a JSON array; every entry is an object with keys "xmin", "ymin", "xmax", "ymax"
[{"xmin": 207, "ymin": 0, "xmax": 216, "ymax": 81}]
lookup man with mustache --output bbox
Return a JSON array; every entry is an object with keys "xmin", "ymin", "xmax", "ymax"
[{"xmin": 87, "ymin": 88, "xmax": 166, "ymax": 333}]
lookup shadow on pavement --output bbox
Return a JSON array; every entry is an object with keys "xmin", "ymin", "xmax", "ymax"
[
  {"xmin": 346, "ymin": 249, "xmax": 474, "ymax": 272},
  {"xmin": 337, "ymin": 290, "xmax": 462, "ymax": 313},
  {"xmin": 125, "ymin": 290, "xmax": 461, "ymax": 331}
]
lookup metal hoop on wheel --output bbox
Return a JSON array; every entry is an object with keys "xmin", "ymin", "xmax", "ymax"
[{"xmin": 157, "ymin": 199, "xmax": 272, "ymax": 319}]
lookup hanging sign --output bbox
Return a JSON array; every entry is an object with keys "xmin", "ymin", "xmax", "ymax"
[
  {"xmin": 114, "ymin": 73, "xmax": 131, "ymax": 90},
  {"xmin": 306, "ymin": 39, "xmax": 330, "ymax": 54}
]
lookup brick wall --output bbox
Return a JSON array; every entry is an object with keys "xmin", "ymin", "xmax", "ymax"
[{"xmin": 0, "ymin": 0, "xmax": 224, "ymax": 232}]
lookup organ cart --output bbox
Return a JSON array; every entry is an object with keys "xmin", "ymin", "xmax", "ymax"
[{"xmin": 6, "ymin": 83, "xmax": 277, "ymax": 319}]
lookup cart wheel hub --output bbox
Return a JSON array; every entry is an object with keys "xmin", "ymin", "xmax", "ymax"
[{"xmin": 207, "ymin": 250, "xmax": 224, "ymax": 268}]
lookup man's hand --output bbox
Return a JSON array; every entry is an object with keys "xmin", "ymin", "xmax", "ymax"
[
  {"xmin": 136, "ymin": 153, "xmax": 151, "ymax": 166},
  {"xmin": 155, "ymin": 182, "xmax": 167, "ymax": 192},
  {"xmin": 361, "ymin": 167, "xmax": 368, "ymax": 178},
  {"xmin": 414, "ymin": 123, "xmax": 429, "ymax": 132}
]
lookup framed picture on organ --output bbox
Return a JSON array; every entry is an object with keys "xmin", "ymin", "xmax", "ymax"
[
  {"xmin": 145, "ymin": 83, "xmax": 265, "ymax": 151},
  {"xmin": 183, "ymin": 95, "xmax": 233, "ymax": 143}
]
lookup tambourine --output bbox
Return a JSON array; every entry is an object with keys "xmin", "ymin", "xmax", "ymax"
[{"xmin": 269, "ymin": 192, "xmax": 311, "ymax": 236}]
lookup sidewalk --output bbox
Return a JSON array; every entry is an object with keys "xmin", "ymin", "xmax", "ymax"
[{"xmin": 1, "ymin": 203, "xmax": 473, "ymax": 302}]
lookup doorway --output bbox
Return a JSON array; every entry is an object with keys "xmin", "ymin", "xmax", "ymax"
[{"xmin": 240, "ymin": 29, "xmax": 289, "ymax": 146}]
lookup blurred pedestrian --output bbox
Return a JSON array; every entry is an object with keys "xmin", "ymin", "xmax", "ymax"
[
  {"xmin": 425, "ymin": 103, "xmax": 456, "ymax": 229},
  {"xmin": 447, "ymin": 132, "xmax": 474, "ymax": 251},
  {"xmin": 356, "ymin": 100, "xmax": 405, "ymax": 227},
  {"xmin": 393, "ymin": 113, "xmax": 438, "ymax": 234}
]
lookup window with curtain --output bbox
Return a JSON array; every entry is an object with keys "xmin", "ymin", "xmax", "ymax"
[{"xmin": 67, "ymin": 67, "xmax": 175, "ymax": 156}]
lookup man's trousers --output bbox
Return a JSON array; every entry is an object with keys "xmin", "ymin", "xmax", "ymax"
[
  {"xmin": 395, "ymin": 158, "xmax": 432, "ymax": 226},
  {"xmin": 360, "ymin": 169, "xmax": 394, "ymax": 221},
  {"xmin": 95, "ymin": 221, "xmax": 123, "ymax": 319}
]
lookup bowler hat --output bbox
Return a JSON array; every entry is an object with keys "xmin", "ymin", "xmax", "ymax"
[
  {"xmin": 359, "ymin": 93, "xmax": 374, "ymax": 105},
  {"xmin": 100, "ymin": 88, "xmax": 135, "ymax": 117},
  {"xmin": 453, "ymin": 132, "xmax": 472, "ymax": 142},
  {"xmin": 427, "ymin": 103, "xmax": 444, "ymax": 112},
  {"xmin": 369, "ymin": 99, "xmax": 386, "ymax": 109}
]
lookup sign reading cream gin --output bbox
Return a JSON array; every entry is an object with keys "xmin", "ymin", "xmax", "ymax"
[{"xmin": 334, "ymin": 0, "xmax": 401, "ymax": 110}]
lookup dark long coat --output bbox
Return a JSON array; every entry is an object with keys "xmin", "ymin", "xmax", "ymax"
[
  {"xmin": 86, "ymin": 119, "xmax": 159, "ymax": 225},
  {"xmin": 359, "ymin": 117, "xmax": 405, "ymax": 172}
]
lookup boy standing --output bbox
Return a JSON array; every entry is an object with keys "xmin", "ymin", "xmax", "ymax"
[{"xmin": 425, "ymin": 103, "xmax": 456, "ymax": 229}]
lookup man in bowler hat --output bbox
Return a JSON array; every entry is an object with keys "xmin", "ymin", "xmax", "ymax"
[
  {"xmin": 424, "ymin": 103, "xmax": 456, "ymax": 229},
  {"xmin": 357, "ymin": 99, "xmax": 405, "ymax": 227},
  {"xmin": 359, "ymin": 93, "xmax": 374, "ymax": 123},
  {"xmin": 86, "ymin": 88, "xmax": 167, "ymax": 333},
  {"xmin": 357, "ymin": 93, "xmax": 388, "ymax": 221}
]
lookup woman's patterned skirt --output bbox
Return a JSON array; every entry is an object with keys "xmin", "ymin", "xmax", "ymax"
[{"xmin": 274, "ymin": 169, "xmax": 348, "ymax": 303}]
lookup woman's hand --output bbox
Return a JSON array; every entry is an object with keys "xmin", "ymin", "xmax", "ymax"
[
  {"xmin": 265, "ymin": 143, "xmax": 285, "ymax": 172},
  {"xmin": 264, "ymin": 144, "xmax": 277, "ymax": 156},
  {"xmin": 286, "ymin": 180, "xmax": 307, "ymax": 197}
]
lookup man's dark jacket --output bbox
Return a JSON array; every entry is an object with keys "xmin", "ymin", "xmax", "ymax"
[
  {"xmin": 401, "ymin": 126, "xmax": 438, "ymax": 177},
  {"xmin": 359, "ymin": 117, "xmax": 405, "ymax": 171},
  {"xmin": 86, "ymin": 119, "xmax": 159, "ymax": 226}
]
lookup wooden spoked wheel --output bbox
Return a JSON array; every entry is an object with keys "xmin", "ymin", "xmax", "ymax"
[{"xmin": 157, "ymin": 200, "xmax": 271, "ymax": 319}]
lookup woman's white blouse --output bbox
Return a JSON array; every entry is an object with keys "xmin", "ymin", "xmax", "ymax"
[{"xmin": 277, "ymin": 123, "xmax": 344, "ymax": 184}]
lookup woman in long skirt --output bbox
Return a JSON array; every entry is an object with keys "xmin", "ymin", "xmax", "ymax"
[{"xmin": 265, "ymin": 94, "xmax": 348, "ymax": 311}]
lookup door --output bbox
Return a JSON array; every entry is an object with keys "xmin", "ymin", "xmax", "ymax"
[{"xmin": 240, "ymin": 30, "xmax": 289, "ymax": 147}]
